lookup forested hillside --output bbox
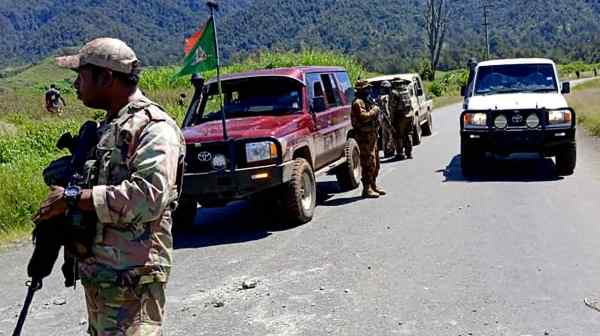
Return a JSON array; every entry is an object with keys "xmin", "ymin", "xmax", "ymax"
[{"xmin": 1, "ymin": 0, "xmax": 599, "ymax": 72}]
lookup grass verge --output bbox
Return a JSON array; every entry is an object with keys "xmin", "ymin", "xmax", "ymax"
[
  {"xmin": 433, "ymin": 96, "xmax": 463, "ymax": 109},
  {"xmin": 568, "ymin": 79, "xmax": 600, "ymax": 136}
]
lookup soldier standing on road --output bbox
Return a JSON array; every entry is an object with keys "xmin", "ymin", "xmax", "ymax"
[
  {"xmin": 45, "ymin": 84, "xmax": 66, "ymax": 115},
  {"xmin": 389, "ymin": 79, "xmax": 415, "ymax": 160},
  {"xmin": 33, "ymin": 38, "xmax": 185, "ymax": 335},
  {"xmin": 352, "ymin": 80, "xmax": 386, "ymax": 198},
  {"xmin": 377, "ymin": 81, "xmax": 396, "ymax": 158}
]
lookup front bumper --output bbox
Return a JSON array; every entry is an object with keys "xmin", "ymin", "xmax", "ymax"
[
  {"xmin": 181, "ymin": 161, "xmax": 295, "ymax": 205},
  {"xmin": 461, "ymin": 128, "xmax": 575, "ymax": 155}
]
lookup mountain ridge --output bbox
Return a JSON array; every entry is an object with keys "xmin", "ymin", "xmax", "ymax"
[{"xmin": 1, "ymin": 0, "xmax": 599, "ymax": 72}]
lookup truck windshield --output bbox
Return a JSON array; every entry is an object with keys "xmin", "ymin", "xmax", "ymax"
[
  {"xmin": 191, "ymin": 77, "xmax": 304, "ymax": 125},
  {"xmin": 474, "ymin": 64, "xmax": 558, "ymax": 96}
]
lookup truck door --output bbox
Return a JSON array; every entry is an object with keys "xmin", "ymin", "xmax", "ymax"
[
  {"xmin": 306, "ymin": 72, "xmax": 346, "ymax": 169},
  {"xmin": 413, "ymin": 76, "xmax": 426, "ymax": 124}
]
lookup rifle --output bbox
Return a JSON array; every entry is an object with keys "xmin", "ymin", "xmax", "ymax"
[
  {"xmin": 368, "ymin": 94, "xmax": 397, "ymax": 138},
  {"xmin": 13, "ymin": 121, "xmax": 98, "ymax": 336}
]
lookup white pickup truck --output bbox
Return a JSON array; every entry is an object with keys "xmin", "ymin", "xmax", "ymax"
[
  {"xmin": 368, "ymin": 73, "xmax": 434, "ymax": 145},
  {"xmin": 460, "ymin": 58, "xmax": 576, "ymax": 176}
]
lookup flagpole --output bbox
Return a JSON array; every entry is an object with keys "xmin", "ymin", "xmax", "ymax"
[
  {"xmin": 207, "ymin": 0, "xmax": 235, "ymax": 173},
  {"xmin": 207, "ymin": 0, "xmax": 227, "ymax": 142}
]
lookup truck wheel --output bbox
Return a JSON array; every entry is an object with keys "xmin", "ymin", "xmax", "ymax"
[
  {"xmin": 336, "ymin": 138, "xmax": 361, "ymax": 191},
  {"xmin": 421, "ymin": 113, "xmax": 433, "ymax": 136},
  {"xmin": 173, "ymin": 199, "xmax": 197, "ymax": 231},
  {"xmin": 461, "ymin": 140, "xmax": 482, "ymax": 177},
  {"xmin": 412, "ymin": 118, "xmax": 422, "ymax": 145},
  {"xmin": 555, "ymin": 142, "xmax": 576, "ymax": 176},
  {"xmin": 282, "ymin": 158, "xmax": 316, "ymax": 225}
]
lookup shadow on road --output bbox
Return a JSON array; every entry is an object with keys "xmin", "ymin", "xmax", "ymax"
[
  {"xmin": 173, "ymin": 201, "xmax": 273, "ymax": 250},
  {"xmin": 317, "ymin": 180, "xmax": 364, "ymax": 207},
  {"xmin": 439, "ymin": 154, "xmax": 564, "ymax": 182},
  {"xmin": 174, "ymin": 181, "xmax": 357, "ymax": 249}
]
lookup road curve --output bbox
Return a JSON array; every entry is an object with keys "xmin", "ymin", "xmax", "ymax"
[{"xmin": 2, "ymin": 84, "xmax": 600, "ymax": 335}]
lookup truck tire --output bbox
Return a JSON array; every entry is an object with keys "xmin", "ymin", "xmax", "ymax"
[
  {"xmin": 461, "ymin": 140, "xmax": 482, "ymax": 177},
  {"xmin": 282, "ymin": 158, "xmax": 316, "ymax": 225},
  {"xmin": 555, "ymin": 142, "xmax": 576, "ymax": 176},
  {"xmin": 421, "ymin": 112, "xmax": 433, "ymax": 136},
  {"xmin": 412, "ymin": 118, "xmax": 422, "ymax": 146},
  {"xmin": 336, "ymin": 138, "xmax": 361, "ymax": 191},
  {"xmin": 173, "ymin": 199, "xmax": 197, "ymax": 231}
]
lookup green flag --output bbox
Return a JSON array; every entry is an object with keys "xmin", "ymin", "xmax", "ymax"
[{"xmin": 176, "ymin": 18, "xmax": 217, "ymax": 77}]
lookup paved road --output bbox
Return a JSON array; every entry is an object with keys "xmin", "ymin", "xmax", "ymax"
[{"xmin": 3, "ymin": 85, "xmax": 600, "ymax": 335}]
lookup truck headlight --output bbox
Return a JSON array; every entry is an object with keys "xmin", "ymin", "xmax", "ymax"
[
  {"xmin": 245, "ymin": 141, "xmax": 278, "ymax": 163},
  {"xmin": 526, "ymin": 114, "xmax": 540, "ymax": 128},
  {"xmin": 464, "ymin": 112, "xmax": 487, "ymax": 128},
  {"xmin": 548, "ymin": 110, "xmax": 572, "ymax": 127}
]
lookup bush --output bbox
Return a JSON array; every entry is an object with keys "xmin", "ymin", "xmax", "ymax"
[
  {"xmin": 139, "ymin": 49, "xmax": 370, "ymax": 92},
  {"xmin": 428, "ymin": 70, "xmax": 468, "ymax": 97}
]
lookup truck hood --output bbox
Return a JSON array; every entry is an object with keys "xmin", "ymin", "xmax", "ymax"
[
  {"xmin": 466, "ymin": 93, "xmax": 568, "ymax": 111},
  {"xmin": 183, "ymin": 115, "xmax": 309, "ymax": 143}
]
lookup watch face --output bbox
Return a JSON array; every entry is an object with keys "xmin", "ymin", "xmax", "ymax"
[{"xmin": 65, "ymin": 187, "xmax": 80, "ymax": 198}]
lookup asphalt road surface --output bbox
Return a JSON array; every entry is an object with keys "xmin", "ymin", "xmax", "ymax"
[{"xmin": 2, "ymin": 84, "xmax": 600, "ymax": 335}]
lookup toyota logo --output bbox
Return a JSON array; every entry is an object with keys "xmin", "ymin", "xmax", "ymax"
[
  {"xmin": 197, "ymin": 151, "xmax": 212, "ymax": 162},
  {"xmin": 512, "ymin": 114, "xmax": 524, "ymax": 123}
]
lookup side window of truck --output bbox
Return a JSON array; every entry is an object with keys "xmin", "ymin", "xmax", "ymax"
[
  {"xmin": 335, "ymin": 72, "xmax": 355, "ymax": 103},
  {"xmin": 306, "ymin": 73, "xmax": 327, "ymax": 113},
  {"xmin": 320, "ymin": 73, "xmax": 342, "ymax": 107},
  {"xmin": 414, "ymin": 77, "xmax": 424, "ymax": 97}
]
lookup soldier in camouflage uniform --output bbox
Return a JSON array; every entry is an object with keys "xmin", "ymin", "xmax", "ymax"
[
  {"xmin": 33, "ymin": 38, "xmax": 185, "ymax": 335},
  {"xmin": 351, "ymin": 80, "xmax": 386, "ymax": 198},
  {"xmin": 377, "ymin": 81, "xmax": 396, "ymax": 158},
  {"xmin": 389, "ymin": 79, "xmax": 415, "ymax": 160}
]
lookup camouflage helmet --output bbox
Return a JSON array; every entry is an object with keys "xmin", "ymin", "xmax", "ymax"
[
  {"xmin": 354, "ymin": 79, "xmax": 372, "ymax": 91},
  {"xmin": 380, "ymin": 80, "xmax": 392, "ymax": 88},
  {"xmin": 56, "ymin": 38, "xmax": 139, "ymax": 74}
]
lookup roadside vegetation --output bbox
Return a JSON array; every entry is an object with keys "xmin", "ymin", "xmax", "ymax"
[{"xmin": 567, "ymin": 78, "xmax": 600, "ymax": 136}]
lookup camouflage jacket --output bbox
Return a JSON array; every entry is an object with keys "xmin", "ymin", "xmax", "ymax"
[
  {"xmin": 351, "ymin": 97, "xmax": 380, "ymax": 132},
  {"xmin": 389, "ymin": 88, "xmax": 415, "ymax": 118},
  {"xmin": 80, "ymin": 91, "xmax": 185, "ymax": 285}
]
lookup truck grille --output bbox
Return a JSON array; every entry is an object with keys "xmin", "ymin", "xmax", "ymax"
[
  {"xmin": 185, "ymin": 142, "xmax": 247, "ymax": 173},
  {"xmin": 492, "ymin": 109, "xmax": 542, "ymax": 129},
  {"xmin": 185, "ymin": 142, "xmax": 228, "ymax": 173}
]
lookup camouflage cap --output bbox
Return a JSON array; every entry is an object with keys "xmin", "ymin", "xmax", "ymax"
[
  {"xmin": 380, "ymin": 80, "xmax": 391, "ymax": 88},
  {"xmin": 56, "ymin": 38, "xmax": 138, "ymax": 74},
  {"xmin": 354, "ymin": 80, "xmax": 372, "ymax": 90}
]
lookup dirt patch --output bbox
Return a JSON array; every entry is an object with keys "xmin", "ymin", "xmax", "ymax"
[{"xmin": 0, "ymin": 121, "xmax": 17, "ymax": 137}]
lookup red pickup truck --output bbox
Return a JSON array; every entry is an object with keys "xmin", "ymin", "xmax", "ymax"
[{"xmin": 176, "ymin": 66, "xmax": 361, "ymax": 228}]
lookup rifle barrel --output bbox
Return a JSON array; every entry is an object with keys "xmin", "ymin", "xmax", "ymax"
[{"xmin": 12, "ymin": 280, "xmax": 41, "ymax": 336}]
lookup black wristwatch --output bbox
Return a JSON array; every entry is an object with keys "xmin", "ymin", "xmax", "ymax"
[{"xmin": 63, "ymin": 185, "xmax": 82, "ymax": 209}]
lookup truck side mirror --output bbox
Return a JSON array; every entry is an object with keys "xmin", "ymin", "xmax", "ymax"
[
  {"xmin": 311, "ymin": 97, "xmax": 327, "ymax": 113},
  {"xmin": 561, "ymin": 82, "xmax": 571, "ymax": 94},
  {"xmin": 461, "ymin": 85, "xmax": 467, "ymax": 97}
]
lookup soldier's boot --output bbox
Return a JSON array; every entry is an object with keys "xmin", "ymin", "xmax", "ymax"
[
  {"xmin": 372, "ymin": 181, "xmax": 386, "ymax": 196},
  {"xmin": 362, "ymin": 183, "xmax": 380, "ymax": 199}
]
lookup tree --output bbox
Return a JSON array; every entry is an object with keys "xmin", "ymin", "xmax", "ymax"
[{"xmin": 424, "ymin": 0, "xmax": 451, "ymax": 80}]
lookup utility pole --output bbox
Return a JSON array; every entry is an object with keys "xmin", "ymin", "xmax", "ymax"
[{"xmin": 482, "ymin": 2, "xmax": 490, "ymax": 60}]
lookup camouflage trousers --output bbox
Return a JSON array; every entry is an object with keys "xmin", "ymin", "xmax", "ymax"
[
  {"xmin": 394, "ymin": 116, "xmax": 413, "ymax": 156},
  {"xmin": 83, "ymin": 281, "xmax": 166, "ymax": 335},
  {"xmin": 355, "ymin": 129, "xmax": 380, "ymax": 184},
  {"xmin": 380, "ymin": 122, "xmax": 396, "ymax": 156}
]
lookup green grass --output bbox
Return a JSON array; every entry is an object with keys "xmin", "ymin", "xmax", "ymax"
[
  {"xmin": 433, "ymin": 96, "xmax": 463, "ymax": 109},
  {"xmin": 567, "ymin": 79, "xmax": 600, "ymax": 136}
]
